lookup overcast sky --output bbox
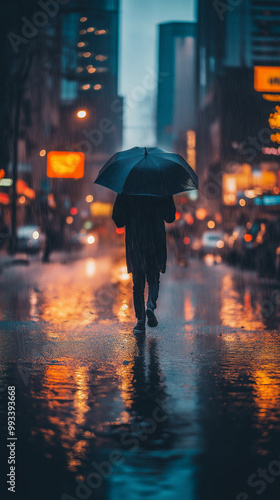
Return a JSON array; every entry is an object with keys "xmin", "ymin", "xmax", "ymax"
[{"xmin": 119, "ymin": 0, "xmax": 196, "ymax": 148}]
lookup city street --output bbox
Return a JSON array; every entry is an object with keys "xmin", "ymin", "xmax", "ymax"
[{"xmin": 0, "ymin": 249, "xmax": 280, "ymax": 500}]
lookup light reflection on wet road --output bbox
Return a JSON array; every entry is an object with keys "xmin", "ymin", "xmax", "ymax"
[{"xmin": 0, "ymin": 251, "xmax": 280, "ymax": 500}]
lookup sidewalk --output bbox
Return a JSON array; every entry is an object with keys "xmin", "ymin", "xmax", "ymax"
[{"xmin": 0, "ymin": 243, "xmax": 125, "ymax": 271}]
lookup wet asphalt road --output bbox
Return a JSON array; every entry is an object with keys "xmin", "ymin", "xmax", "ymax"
[{"xmin": 0, "ymin": 247, "xmax": 280, "ymax": 500}]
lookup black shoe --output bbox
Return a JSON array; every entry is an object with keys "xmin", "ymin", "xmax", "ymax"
[
  {"xmin": 133, "ymin": 320, "xmax": 146, "ymax": 333},
  {"xmin": 146, "ymin": 308, "xmax": 158, "ymax": 327}
]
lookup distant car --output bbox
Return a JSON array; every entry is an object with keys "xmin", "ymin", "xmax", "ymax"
[
  {"xmin": 0, "ymin": 225, "xmax": 9, "ymax": 250},
  {"xmin": 71, "ymin": 230, "xmax": 99, "ymax": 249},
  {"xmin": 240, "ymin": 219, "xmax": 268, "ymax": 267},
  {"xmin": 255, "ymin": 218, "xmax": 280, "ymax": 278},
  {"xmin": 190, "ymin": 236, "xmax": 202, "ymax": 257},
  {"xmin": 224, "ymin": 225, "xmax": 246, "ymax": 264},
  {"xmin": 200, "ymin": 231, "xmax": 225, "ymax": 257},
  {"xmin": 16, "ymin": 225, "xmax": 46, "ymax": 254}
]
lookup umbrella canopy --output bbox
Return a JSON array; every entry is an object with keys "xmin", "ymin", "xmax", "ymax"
[{"xmin": 94, "ymin": 147, "xmax": 198, "ymax": 197}]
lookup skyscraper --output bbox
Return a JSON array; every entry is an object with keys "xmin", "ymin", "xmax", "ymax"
[
  {"xmin": 156, "ymin": 22, "xmax": 197, "ymax": 155},
  {"xmin": 250, "ymin": 0, "xmax": 280, "ymax": 66},
  {"xmin": 58, "ymin": 0, "xmax": 122, "ymax": 158},
  {"xmin": 60, "ymin": 0, "xmax": 119, "ymax": 101},
  {"xmin": 196, "ymin": 0, "xmax": 280, "ymax": 223},
  {"xmin": 196, "ymin": 0, "xmax": 226, "ymax": 106}
]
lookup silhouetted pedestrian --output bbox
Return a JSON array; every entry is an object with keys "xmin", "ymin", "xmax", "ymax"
[{"xmin": 112, "ymin": 194, "xmax": 176, "ymax": 333}]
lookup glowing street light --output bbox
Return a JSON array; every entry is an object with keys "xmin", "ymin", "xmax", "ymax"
[{"xmin": 77, "ymin": 110, "xmax": 87, "ymax": 119}]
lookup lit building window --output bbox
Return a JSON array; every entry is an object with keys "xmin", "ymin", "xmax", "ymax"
[
  {"xmin": 80, "ymin": 17, "xmax": 87, "ymax": 22},
  {"xmin": 93, "ymin": 84, "xmax": 102, "ymax": 91},
  {"xmin": 77, "ymin": 42, "xmax": 85, "ymax": 48},
  {"xmin": 186, "ymin": 130, "xmax": 196, "ymax": 171},
  {"xmin": 269, "ymin": 106, "xmax": 280, "ymax": 129},
  {"xmin": 83, "ymin": 52, "xmax": 91, "ymax": 58},
  {"xmin": 271, "ymin": 133, "xmax": 280, "ymax": 144},
  {"xmin": 87, "ymin": 67, "xmax": 96, "ymax": 73},
  {"xmin": 95, "ymin": 55, "xmax": 108, "ymax": 61},
  {"xmin": 82, "ymin": 84, "xmax": 91, "ymax": 90},
  {"xmin": 95, "ymin": 30, "xmax": 107, "ymax": 35},
  {"xmin": 87, "ymin": 27, "xmax": 94, "ymax": 32}
]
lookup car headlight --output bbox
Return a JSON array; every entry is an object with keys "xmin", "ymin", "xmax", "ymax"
[
  {"xmin": 87, "ymin": 235, "xmax": 95, "ymax": 245},
  {"xmin": 32, "ymin": 231, "xmax": 39, "ymax": 240}
]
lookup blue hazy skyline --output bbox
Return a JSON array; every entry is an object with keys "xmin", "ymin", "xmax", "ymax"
[{"xmin": 119, "ymin": 0, "xmax": 196, "ymax": 148}]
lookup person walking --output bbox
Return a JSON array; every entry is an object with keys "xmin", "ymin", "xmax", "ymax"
[
  {"xmin": 94, "ymin": 146, "xmax": 198, "ymax": 331},
  {"xmin": 112, "ymin": 193, "xmax": 176, "ymax": 333}
]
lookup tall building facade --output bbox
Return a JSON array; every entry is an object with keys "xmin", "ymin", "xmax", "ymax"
[
  {"xmin": 0, "ymin": 0, "xmax": 123, "ymax": 240},
  {"xmin": 196, "ymin": 0, "xmax": 280, "ymax": 228},
  {"xmin": 60, "ymin": 0, "xmax": 119, "ymax": 101},
  {"xmin": 156, "ymin": 22, "xmax": 197, "ymax": 156},
  {"xmin": 58, "ymin": 0, "xmax": 122, "ymax": 156},
  {"xmin": 196, "ymin": 0, "xmax": 226, "ymax": 106},
  {"xmin": 197, "ymin": 0, "xmax": 280, "ymax": 104},
  {"xmin": 250, "ymin": 0, "xmax": 280, "ymax": 66},
  {"xmin": 223, "ymin": 0, "xmax": 280, "ymax": 68}
]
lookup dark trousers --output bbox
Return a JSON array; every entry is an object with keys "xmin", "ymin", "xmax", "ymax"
[{"xmin": 132, "ymin": 269, "xmax": 160, "ymax": 320}]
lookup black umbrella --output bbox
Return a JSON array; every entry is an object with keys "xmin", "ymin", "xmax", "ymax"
[{"xmin": 94, "ymin": 146, "xmax": 198, "ymax": 197}]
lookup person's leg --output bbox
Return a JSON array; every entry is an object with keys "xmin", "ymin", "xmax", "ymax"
[
  {"xmin": 132, "ymin": 269, "xmax": 146, "ymax": 320},
  {"xmin": 42, "ymin": 234, "xmax": 50, "ymax": 263},
  {"xmin": 146, "ymin": 270, "xmax": 160, "ymax": 311}
]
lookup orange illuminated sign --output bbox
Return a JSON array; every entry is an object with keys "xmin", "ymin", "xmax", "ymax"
[
  {"xmin": 254, "ymin": 67, "xmax": 280, "ymax": 92},
  {"xmin": 90, "ymin": 202, "xmax": 112, "ymax": 217},
  {"xmin": 47, "ymin": 151, "xmax": 84, "ymax": 178}
]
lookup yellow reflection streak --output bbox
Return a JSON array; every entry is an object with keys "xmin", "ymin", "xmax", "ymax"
[
  {"xmin": 184, "ymin": 293, "xmax": 194, "ymax": 321},
  {"xmin": 35, "ymin": 362, "xmax": 90, "ymax": 472},
  {"xmin": 29, "ymin": 289, "xmax": 39, "ymax": 321},
  {"xmin": 85, "ymin": 259, "xmax": 96, "ymax": 277},
  {"xmin": 220, "ymin": 274, "xmax": 264, "ymax": 330},
  {"xmin": 41, "ymin": 284, "xmax": 98, "ymax": 327},
  {"xmin": 253, "ymin": 369, "xmax": 280, "ymax": 420},
  {"xmin": 116, "ymin": 362, "xmax": 134, "ymax": 410}
]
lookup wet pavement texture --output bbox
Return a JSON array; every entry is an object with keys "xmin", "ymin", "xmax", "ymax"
[{"xmin": 0, "ymin": 249, "xmax": 280, "ymax": 500}]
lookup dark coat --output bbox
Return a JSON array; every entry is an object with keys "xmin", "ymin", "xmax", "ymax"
[{"xmin": 112, "ymin": 194, "xmax": 176, "ymax": 274}]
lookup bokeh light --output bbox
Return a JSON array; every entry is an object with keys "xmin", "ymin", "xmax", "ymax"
[{"xmin": 77, "ymin": 110, "xmax": 87, "ymax": 118}]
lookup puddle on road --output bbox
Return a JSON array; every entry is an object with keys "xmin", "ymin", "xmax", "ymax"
[{"xmin": 0, "ymin": 259, "xmax": 280, "ymax": 499}]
